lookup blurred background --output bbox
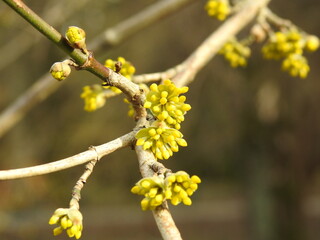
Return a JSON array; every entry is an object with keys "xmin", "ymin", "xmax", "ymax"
[{"xmin": 0, "ymin": 0, "xmax": 320, "ymax": 239}]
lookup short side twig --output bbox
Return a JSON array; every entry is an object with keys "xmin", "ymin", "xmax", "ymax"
[{"xmin": 69, "ymin": 147, "xmax": 100, "ymax": 209}]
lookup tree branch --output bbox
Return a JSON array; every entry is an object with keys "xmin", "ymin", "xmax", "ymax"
[
  {"xmin": 135, "ymin": 146, "xmax": 182, "ymax": 240},
  {"xmin": 0, "ymin": 131, "xmax": 135, "ymax": 180},
  {"xmin": 0, "ymin": 0, "xmax": 193, "ymax": 138},
  {"xmin": 0, "ymin": 0, "xmax": 91, "ymax": 72},
  {"xmin": 89, "ymin": 0, "xmax": 196, "ymax": 51}
]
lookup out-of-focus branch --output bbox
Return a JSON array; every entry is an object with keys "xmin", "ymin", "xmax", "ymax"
[
  {"xmin": 0, "ymin": 0, "xmax": 90, "ymax": 71},
  {"xmin": 89, "ymin": 0, "xmax": 196, "ymax": 51},
  {"xmin": 133, "ymin": 0, "xmax": 271, "ymax": 87},
  {"xmin": 135, "ymin": 146, "xmax": 182, "ymax": 240},
  {"xmin": 0, "ymin": 131, "xmax": 135, "ymax": 180},
  {"xmin": 2, "ymin": 0, "xmax": 88, "ymax": 65},
  {"xmin": 132, "ymin": 64, "xmax": 184, "ymax": 84},
  {"xmin": 0, "ymin": 0, "xmax": 195, "ymax": 138},
  {"xmin": 0, "ymin": 75, "xmax": 60, "ymax": 137},
  {"xmin": 173, "ymin": 0, "xmax": 271, "ymax": 87}
]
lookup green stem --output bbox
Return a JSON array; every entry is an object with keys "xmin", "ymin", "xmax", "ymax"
[{"xmin": 2, "ymin": 0, "xmax": 87, "ymax": 65}]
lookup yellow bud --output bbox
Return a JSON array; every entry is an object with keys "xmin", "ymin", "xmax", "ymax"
[
  {"xmin": 67, "ymin": 228, "xmax": 75, "ymax": 237},
  {"xmin": 50, "ymin": 62, "xmax": 71, "ymax": 81},
  {"xmin": 65, "ymin": 26, "xmax": 86, "ymax": 50},
  {"xmin": 191, "ymin": 175, "xmax": 201, "ymax": 183},
  {"xmin": 150, "ymin": 83, "xmax": 158, "ymax": 92},
  {"xmin": 136, "ymin": 138, "xmax": 145, "ymax": 146},
  {"xmin": 141, "ymin": 180, "xmax": 151, "ymax": 189},
  {"xmin": 167, "ymin": 175, "xmax": 176, "ymax": 183},
  {"xmin": 160, "ymin": 97, "xmax": 167, "ymax": 105},
  {"xmin": 305, "ymin": 35, "xmax": 319, "ymax": 52},
  {"xmin": 60, "ymin": 216, "xmax": 69, "ymax": 229},
  {"xmin": 53, "ymin": 226, "xmax": 63, "ymax": 236},
  {"xmin": 182, "ymin": 197, "xmax": 192, "ymax": 206},
  {"xmin": 49, "ymin": 215, "xmax": 60, "ymax": 225},
  {"xmin": 171, "ymin": 196, "xmax": 180, "ymax": 206},
  {"xmin": 131, "ymin": 186, "xmax": 141, "ymax": 194},
  {"xmin": 148, "ymin": 129, "xmax": 157, "ymax": 136},
  {"xmin": 75, "ymin": 231, "xmax": 82, "ymax": 239},
  {"xmin": 144, "ymin": 101, "xmax": 152, "ymax": 108},
  {"xmin": 155, "ymin": 194, "xmax": 164, "ymax": 203},
  {"xmin": 173, "ymin": 185, "xmax": 182, "ymax": 192},
  {"xmin": 141, "ymin": 198, "xmax": 150, "ymax": 210}
]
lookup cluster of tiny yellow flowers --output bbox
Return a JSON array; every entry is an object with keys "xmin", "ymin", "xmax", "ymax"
[
  {"xmin": 49, "ymin": 207, "xmax": 83, "ymax": 239},
  {"xmin": 281, "ymin": 54, "xmax": 310, "ymax": 78},
  {"xmin": 131, "ymin": 176, "xmax": 166, "ymax": 210},
  {"xmin": 50, "ymin": 61, "xmax": 71, "ymax": 81},
  {"xmin": 136, "ymin": 121, "xmax": 187, "ymax": 160},
  {"xmin": 65, "ymin": 26, "xmax": 87, "ymax": 51},
  {"xmin": 165, "ymin": 171, "xmax": 201, "ymax": 206},
  {"xmin": 262, "ymin": 29, "xmax": 319, "ymax": 78},
  {"xmin": 80, "ymin": 85, "xmax": 107, "ymax": 112},
  {"xmin": 131, "ymin": 171, "xmax": 201, "ymax": 210},
  {"xmin": 144, "ymin": 80, "xmax": 191, "ymax": 130},
  {"xmin": 204, "ymin": 0, "xmax": 230, "ymax": 21},
  {"xmin": 104, "ymin": 57, "xmax": 136, "ymax": 93},
  {"xmin": 219, "ymin": 38, "xmax": 251, "ymax": 67}
]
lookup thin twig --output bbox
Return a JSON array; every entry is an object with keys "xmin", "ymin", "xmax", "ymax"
[
  {"xmin": 0, "ymin": 131, "xmax": 135, "ymax": 180},
  {"xmin": 3, "ymin": 0, "xmax": 146, "ymax": 118},
  {"xmin": 135, "ymin": 146, "xmax": 182, "ymax": 240},
  {"xmin": 69, "ymin": 146, "xmax": 100, "ymax": 210},
  {"xmin": 0, "ymin": 0, "xmax": 90, "ymax": 71}
]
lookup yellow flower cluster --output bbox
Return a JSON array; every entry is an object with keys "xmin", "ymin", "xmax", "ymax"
[
  {"xmin": 65, "ymin": 26, "xmax": 86, "ymax": 50},
  {"xmin": 104, "ymin": 57, "xmax": 136, "ymax": 93},
  {"xmin": 131, "ymin": 176, "xmax": 166, "ymax": 210},
  {"xmin": 165, "ymin": 171, "xmax": 201, "ymax": 206},
  {"xmin": 204, "ymin": 0, "xmax": 230, "ymax": 21},
  {"xmin": 131, "ymin": 171, "xmax": 201, "ymax": 210},
  {"xmin": 50, "ymin": 61, "xmax": 71, "ymax": 81},
  {"xmin": 262, "ymin": 30, "xmax": 304, "ymax": 60},
  {"xmin": 80, "ymin": 85, "xmax": 106, "ymax": 112},
  {"xmin": 262, "ymin": 29, "xmax": 319, "ymax": 78},
  {"xmin": 282, "ymin": 54, "xmax": 310, "ymax": 78},
  {"xmin": 144, "ymin": 80, "xmax": 191, "ymax": 130},
  {"xmin": 49, "ymin": 207, "xmax": 83, "ymax": 239},
  {"xmin": 135, "ymin": 121, "xmax": 187, "ymax": 160},
  {"xmin": 219, "ymin": 38, "xmax": 251, "ymax": 67}
]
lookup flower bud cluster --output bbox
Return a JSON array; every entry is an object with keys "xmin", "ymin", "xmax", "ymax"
[
  {"xmin": 104, "ymin": 57, "xmax": 136, "ymax": 93},
  {"xmin": 50, "ymin": 61, "xmax": 72, "ymax": 81},
  {"xmin": 131, "ymin": 171, "xmax": 201, "ymax": 210},
  {"xmin": 131, "ymin": 176, "xmax": 166, "ymax": 210},
  {"xmin": 49, "ymin": 207, "xmax": 83, "ymax": 239},
  {"xmin": 80, "ymin": 85, "xmax": 107, "ymax": 112},
  {"xmin": 262, "ymin": 29, "xmax": 319, "ymax": 78},
  {"xmin": 165, "ymin": 171, "xmax": 201, "ymax": 206},
  {"xmin": 65, "ymin": 26, "xmax": 87, "ymax": 51},
  {"xmin": 144, "ymin": 79, "xmax": 191, "ymax": 130},
  {"xmin": 136, "ymin": 121, "xmax": 187, "ymax": 160},
  {"xmin": 219, "ymin": 38, "xmax": 251, "ymax": 67},
  {"xmin": 281, "ymin": 53, "xmax": 310, "ymax": 78},
  {"xmin": 204, "ymin": 0, "xmax": 230, "ymax": 21}
]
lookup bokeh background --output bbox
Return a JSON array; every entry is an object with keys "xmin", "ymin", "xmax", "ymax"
[{"xmin": 1, "ymin": 0, "xmax": 320, "ymax": 239}]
